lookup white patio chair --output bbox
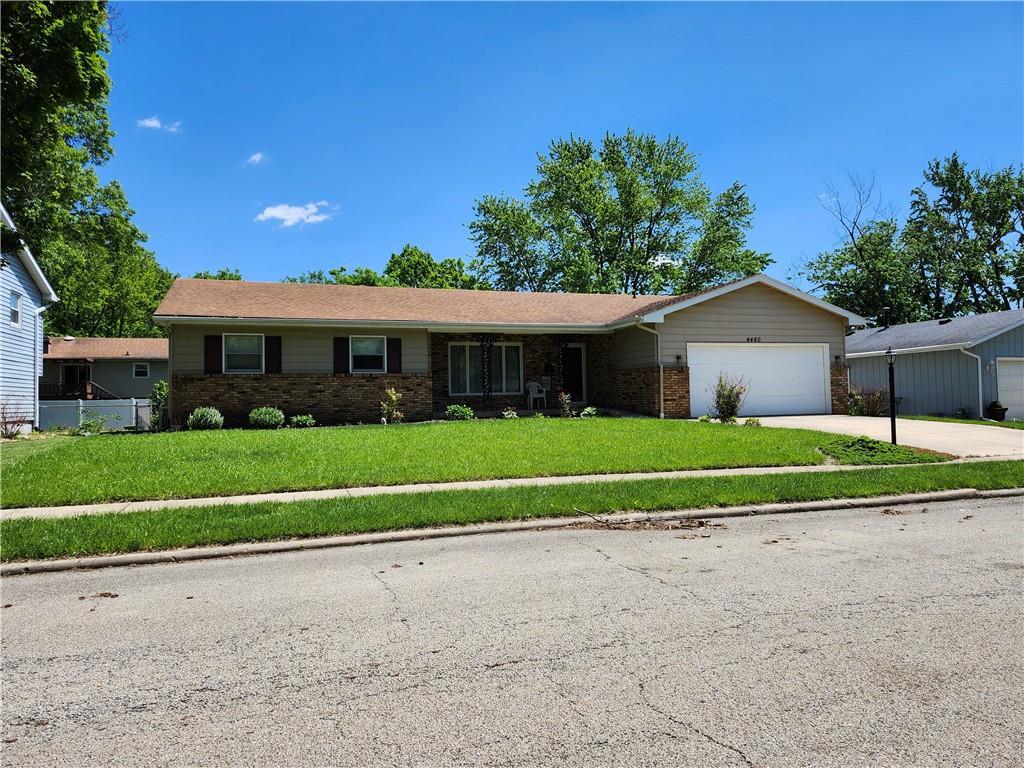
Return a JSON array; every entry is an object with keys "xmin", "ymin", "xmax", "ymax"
[{"xmin": 526, "ymin": 381, "xmax": 548, "ymax": 411}]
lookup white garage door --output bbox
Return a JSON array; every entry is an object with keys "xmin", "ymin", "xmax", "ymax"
[
  {"xmin": 997, "ymin": 358, "xmax": 1024, "ymax": 420},
  {"xmin": 689, "ymin": 343, "xmax": 831, "ymax": 417}
]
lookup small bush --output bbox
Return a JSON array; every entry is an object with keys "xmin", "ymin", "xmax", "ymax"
[
  {"xmin": 379, "ymin": 387, "xmax": 404, "ymax": 425},
  {"xmin": 712, "ymin": 373, "xmax": 747, "ymax": 422},
  {"xmin": 249, "ymin": 407, "xmax": 285, "ymax": 429},
  {"xmin": 532, "ymin": 412, "xmax": 548, "ymax": 419},
  {"xmin": 849, "ymin": 388, "xmax": 889, "ymax": 417},
  {"xmin": 73, "ymin": 410, "xmax": 120, "ymax": 436},
  {"xmin": 187, "ymin": 407, "xmax": 224, "ymax": 431},
  {"xmin": 288, "ymin": 414, "xmax": 316, "ymax": 428},
  {"xmin": 557, "ymin": 390, "xmax": 576, "ymax": 418},
  {"xmin": 697, "ymin": 414, "xmax": 713, "ymax": 423},
  {"xmin": 743, "ymin": 418, "xmax": 761, "ymax": 427},
  {"xmin": 446, "ymin": 404, "xmax": 475, "ymax": 421},
  {"xmin": 502, "ymin": 406, "xmax": 519, "ymax": 419},
  {"xmin": 579, "ymin": 406, "xmax": 599, "ymax": 418},
  {"xmin": 822, "ymin": 435, "xmax": 945, "ymax": 465}
]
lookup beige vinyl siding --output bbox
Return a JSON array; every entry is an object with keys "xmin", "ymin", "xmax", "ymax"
[
  {"xmin": 170, "ymin": 325, "xmax": 429, "ymax": 374},
  {"xmin": 659, "ymin": 283, "xmax": 847, "ymax": 365},
  {"xmin": 614, "ymin": 325, "xmax": 657, "ymax": 368}
]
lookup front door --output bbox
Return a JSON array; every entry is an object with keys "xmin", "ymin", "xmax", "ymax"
[
  {"xmin": 562, "ymin": 345, "xmax": 586, "ymax": 403},
  {"xmin": 60, "ymin": 363, "xmax": 90, "ymax": 396}
]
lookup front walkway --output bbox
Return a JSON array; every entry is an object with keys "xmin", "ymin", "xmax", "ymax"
[
  {"xmin": 3, "ymin": 455, "xmax": 1017, "ymax": 521},
  {"xmin": 759, "ymin": 415, "xmax": 1023, "ymax": 458}
]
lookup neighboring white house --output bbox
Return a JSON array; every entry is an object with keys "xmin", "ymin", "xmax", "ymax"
[{"xmin": 0, "ymin": 204, "xmax": 59, "ymax": 433}]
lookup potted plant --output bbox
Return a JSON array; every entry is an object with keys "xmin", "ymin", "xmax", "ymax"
[{"xmin": 988, "ymin": 400, "xmax": 1008, "ymax": 421}]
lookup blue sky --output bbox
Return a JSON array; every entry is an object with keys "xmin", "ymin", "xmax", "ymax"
[{"xmin": 103, "ymin": 2, "xmax": 1023, "ymax": 288}]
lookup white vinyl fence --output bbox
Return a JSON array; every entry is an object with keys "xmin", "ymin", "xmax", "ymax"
[{"xmin": 39, "ymin": 399, "xmax": 153, "ymax": 432}]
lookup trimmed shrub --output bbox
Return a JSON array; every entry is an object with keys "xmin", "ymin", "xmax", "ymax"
[
  {"xmin": 187, "ymin": 407, "xmax": 224, "ymax": 431},
  {"xmin": 743, "ymin": 418, "xmax": 762, "ymax": 427},
  {"xmin": 288, "ymin": 414, "xmax": 316, "ymax": 428},
  {"xmin": 697, "ymin": 414, "xmax": 713, "ymax": 423},
  {"xmin": 445, "ymin": 404, "xmax": 475, "ymax": 421},
  {"xmin": 502, "ymin": 406, "xmax": 519, "ymax": 419},
  {"xmin": 380, "ymin": 388, "xmax": 404, "ymax": 425},
  {"xmin": 579, "ymin": 406, "xmax": 599, "ymax": 418},
  {"xmin": 849, "ymin": 388, "xmax": 888, "ymax": 417},
  {"xmin": 249, "ymin": 406, "xmax": 285, "ymax": 429},
  {"xmin": 712, "ymin": 373, "xmax": 747, "ymax": 422}
]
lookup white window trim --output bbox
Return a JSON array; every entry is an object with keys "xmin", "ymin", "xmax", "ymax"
[
  {"xmin": 222, "ymin": 333, "xmax": 265, "ymax": 374},
  {"xmin": 448, "ymin": 341, "xmax": 524, "ymax": 396},
  {"xmin": 349, "ymin": 335, "xmax": 388, "ymax": 374},
  {"xmin": 9, "ymin": 292, "xmax": 22, "ymax": 328},
  {"xmin": 133, "ymin": 362, "xmax": 151, "ymax": 379}
]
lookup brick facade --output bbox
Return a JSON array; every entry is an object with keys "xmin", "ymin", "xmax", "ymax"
[
  {"xmin": 830, "ymin": 364, "xmax": 850, "ymax": 415},
  {"xmin": 171, "ymin": 373, "xmax": 432, "ymax": 427},
  {"xmin": 603, "ymin": 366, "xmax": 691, "ymax": 418}
]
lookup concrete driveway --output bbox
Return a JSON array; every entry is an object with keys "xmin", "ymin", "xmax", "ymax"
[
  {"xmin": 2, "ymin": 497, "xmax": 1021, "ymax": 767},
  {"xmin": 760, "ymin": 414, "xmax": 1023, "ymax": 457}
]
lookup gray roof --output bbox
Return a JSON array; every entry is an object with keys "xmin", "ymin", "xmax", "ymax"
[{"xmin": 846, "ymin": 309, "xmax": 1024, "ymax": 355}]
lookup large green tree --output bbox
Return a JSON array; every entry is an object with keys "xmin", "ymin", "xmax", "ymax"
[
  {"xmin": 801, "ymin": 157, "xmax": 1023, "ymax": 324},
  {"xmin": 1, "ymin": 1, "xmax": 171, "ymax": 337},
  {"xmin": 469, "ymin": 131, "xmax": 771, "ymax": 295},
  {"xmin": 192, "ymin": 268, "xmax": 243, "ymax": 280},
  {"xmin": 285, "ymin": 245, "xmax": 487, "ymax": 289}
]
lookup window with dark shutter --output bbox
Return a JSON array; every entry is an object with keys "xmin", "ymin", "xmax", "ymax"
[
  {"xmin": 386, "ymin": 337, "xmax": 402, "ymax": 373},
  {"xmin": 333, "ymin": 337, "xmax": 349, "ymax": 374},
  {"xmin": 265, "ymin": 336, "xmax": 282, "ymax": 373},
  {"xmin": 204, "ymin": 335, "xmax": 223, "ymax": 374}
]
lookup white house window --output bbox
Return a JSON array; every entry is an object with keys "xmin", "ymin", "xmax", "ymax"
[
  {"xmin": 449, "ymin": 342, "xmax": 522, "ymax": 395},
  {"xmin": 9, "ymin": 292, "xmax": 21, "ymax": 327},
  {"xmin": 133, "ymin": 362, "xmax": 150, "ymax": 379},
  {"xmin": 223, "ymin": 334, "xmax": 264, "ymax": 373},
  {"xmin": 350, "ymin": 336, "xmax": 386, "ymax": 373}
]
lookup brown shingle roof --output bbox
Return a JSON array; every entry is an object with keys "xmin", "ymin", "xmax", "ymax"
[
  {"xmin": 45, "ymin": 337, "xmax": 168, "ymax": 360},
  {"xmin": 153, "ymin": 279, "xmax": 685, "ymax": 327}
]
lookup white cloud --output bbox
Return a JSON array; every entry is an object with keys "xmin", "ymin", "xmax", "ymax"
[
  {"xmin": 254, "ymin": 201, "xmax": 332, "ymax": 228},
  {"xmin": 245, "ymin": 152, "xmax": 265, "ymax": 166},
  {"xmin": 136, "ymin": 116, "xmax": 182, "ymax": 133}
]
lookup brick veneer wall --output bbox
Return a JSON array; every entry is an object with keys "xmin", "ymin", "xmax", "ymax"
[
  {"xmin": 429, "ymin": 333, "xmax": 615, "ymax": 414},
  {"xmin": 171, "ymin": 373, "xmax": 432, "ymax": 427},
  {"xmin": 603, "ymin": 366, "xmax": 691, "ymax": 418},
  {"xmin": 830, "ymin": 365, "xmax": 850, "ymax": 415}
]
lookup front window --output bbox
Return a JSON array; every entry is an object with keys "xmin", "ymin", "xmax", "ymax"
[
  {"xmin": 350, "ymin": 336, "xmax": 386, "ymax": 373},
  {"xmin": 133, "ymin": 362, "xmax": 150, "ymax": 379},
  {"xmin": 9, "ymin": 292, "xmax": 21, "ymax": 327},
  {"xmin": 223, "ymin": 334, "xmax": 263, "ymax": 373},
  {"xmin": 449, "ymin": 342, "xmax": 522, "ymax": 395}
]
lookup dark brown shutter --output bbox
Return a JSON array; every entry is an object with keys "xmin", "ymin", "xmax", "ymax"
[
  {"xmin": 265, "ymin": 336, "xmax": 282, "ymax": 374},
  {"xmin": 204, "ymin": 335, "xmax": 223, "ymax": 374},
  {"xmin": 386, "ymin": 337, "xmax": 402, "ymax": 373},
  {"xmin": 333, "ymin": 337, "xmax": 349, "ymax": 374}
]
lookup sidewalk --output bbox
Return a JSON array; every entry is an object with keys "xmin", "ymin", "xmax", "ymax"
[{"xmin": 4, "ymin": 454, "xmax": 1020, "ymax": 521}]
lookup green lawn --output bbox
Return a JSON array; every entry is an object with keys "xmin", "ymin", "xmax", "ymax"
[
  {"xmin": 0, "ymin": 419, "xmax": 942, "ymax": 508},
  {"xmin": 2, "ymin": 460, "xmax": 1020, "ymax": 561},
  {"xmin": 900, "ymin": 415, "xmax": 1024, "ymax": 430}
]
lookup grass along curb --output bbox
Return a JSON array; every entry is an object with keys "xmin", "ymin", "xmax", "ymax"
[
  {"xmin": 2, "ymin": 460, "xmax": 1021, "ymax": 564},
  {"xmin": 3, "ymin": 486, "xmax": 1020, "ymax": 576}
]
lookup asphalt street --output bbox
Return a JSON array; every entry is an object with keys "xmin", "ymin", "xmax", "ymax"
[{"xmin": 2, "ymin": 497, "xmax": 1022, "ymax": 767}]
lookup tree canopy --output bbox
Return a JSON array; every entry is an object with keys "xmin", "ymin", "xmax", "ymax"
[
  {"xmin": 1, "ymin": 1, "xmax": 172, "ymax": 337},
  {"xmin": 469, "ymin": 131, "xmax": 770, "ymax": 295},
  {"xmin": 192, "ymin": 268, "xmax": 243, "ymax": 281},
  {"xmin": 285, "ymin": 245, "xmax": 487, "ymax": 289},
  {"xmin": 801, "ymin": 156, "xmax": 1023, "ymax": 324}
]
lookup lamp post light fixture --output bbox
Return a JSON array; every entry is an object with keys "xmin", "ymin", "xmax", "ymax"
[{"xmin": 885, "ymin": 346, "xmax": 897, "ymax": 445}]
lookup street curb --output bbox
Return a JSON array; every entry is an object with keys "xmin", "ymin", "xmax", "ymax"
[{"xmin": 3, "ymin": 487, "xmax": 1021, "ymax": 576}]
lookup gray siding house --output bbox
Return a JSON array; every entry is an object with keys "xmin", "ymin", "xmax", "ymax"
[
  {"xmin": 41, "ymin": 337, "xmax": 168, "ymax": 400},
  {"xmin": 0, "ymin": 205, "xmax": 59, "ymax": 432},
  {"xmin": 847, "ymin": 310, "xmax": 1024, "ymax": 420}
]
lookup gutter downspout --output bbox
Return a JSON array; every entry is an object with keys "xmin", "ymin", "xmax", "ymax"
[
  {"xmin": 960, "ymin": 347, "xmax": 983, "ymax": 419},
  {"xmin": 33, "ymin": 304, "xmax": 48, "ymax": 430},
  {"xmin": 636, "ymin": 322, "xmax": 664, "ymax": 419}
]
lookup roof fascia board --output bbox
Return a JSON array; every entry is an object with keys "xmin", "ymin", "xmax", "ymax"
[
  {"xmin": 153, "ymin": 315, "xmax": 614, "ymax": 334},
  {"xmin": 966, "ymin": 316, "xmax": 1024, "ymax": 347},
  {"xmin": 847, "ymin": 342, "xmax": 967, "ymax": 358},
  {"xmin": 0, "ymin": 204, "xmax": 59, "ymax": 304},
  {"xmin": 638, "ymin": 274, "xmax": 868, "ymax": 325}
]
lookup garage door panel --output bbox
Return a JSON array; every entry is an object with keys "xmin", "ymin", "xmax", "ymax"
[
  {"xmin": 997, "ymin": 360, "xmax": 1024, "ymax": 420},
  {"xmin": 689, "ymin": 344, "xmax": 830, "ymax": 417}
]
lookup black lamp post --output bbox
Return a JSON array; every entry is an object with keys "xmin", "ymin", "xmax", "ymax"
[{"xmin": 885, "ymin": 346, "xmax": 897, "ymax": 445}]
